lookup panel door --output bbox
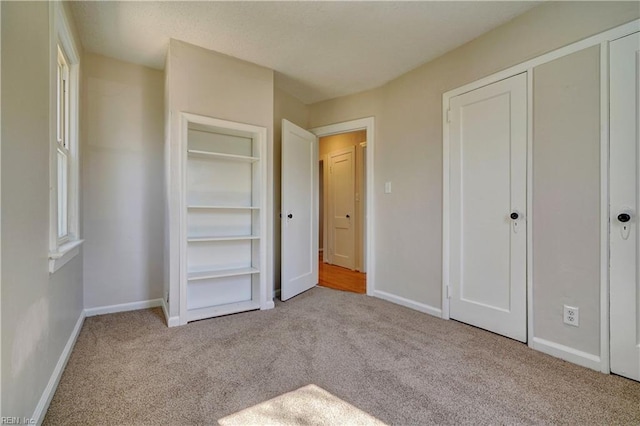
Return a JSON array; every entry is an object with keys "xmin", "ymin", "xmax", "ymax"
[
  {"xmin": 281, "ymin": 119, "xmax": 318, "ymax": 301},
  {"xmin": 449, "ymin": 73, "xmax": 527, "ymax": 342},
  {"xmin": 329, "ymin": 147, "xmax": 356, "ymax": 270},
  {"xmin": 610, "ymin": 32, "xmax": 640, "ymax": 382}
]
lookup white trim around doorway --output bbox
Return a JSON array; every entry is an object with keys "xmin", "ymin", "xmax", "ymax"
[
  {"xmin": 311, "ymin": 117, "xmax": 375, "ymax": 296},
  {"xmin": 598, "ymin": 40, "xmax": 611, "ymax": 375}
]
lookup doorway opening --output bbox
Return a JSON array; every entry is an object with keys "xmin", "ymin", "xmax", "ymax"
[
  {"xmin": 280, "ymin": 117, "xmax": 374, "ymax": 301},
  {"xmin": 310, "ymin": 117, "xmax": 374, "ymax": 297},
  {"xmin": 318, "ymin": 130, "xmax": 367, "ymax": 294}
]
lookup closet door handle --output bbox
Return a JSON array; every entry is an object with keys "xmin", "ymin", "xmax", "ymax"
[
  {"xmin": 287, "ymin": 213, "xmax": 293, "ymax": 219},
  {"xmin": 618, "ymin": 213, "xmax": 631, "ymax": 223},
  {"xmin": 510, "ymin": 212, "xmax": 519, "ymax": 220},
  {"xmin": 346, "ymin": 214, "xmax": 350, "ymax": 219}
]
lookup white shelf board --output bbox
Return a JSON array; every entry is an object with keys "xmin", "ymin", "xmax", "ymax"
[
  {"xmin": 187, "ymin": 300, "xmax": 260, "ymax": 322},
  {"xmin": 188, "ymin": 149, "xmax": 259, "ymax": 162},
  {"xmin": 187, "ymin": 205, "xmax": 260, "ymax": 210},
  {"xmin": 188, "ymin": 235, "xmax": 260, "ymax": 242},
  {"xmin": 187, "ymin": 266, "xmax": 259, "ymax": 281}
]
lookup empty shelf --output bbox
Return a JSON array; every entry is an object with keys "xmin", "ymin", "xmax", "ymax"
[
  {"xmin": 187, "ymin": 205, "xmax": 260, "ymax": 210},
  {"xmin": 187, "ymin": 267, "xmax": 259, "ymax": 281},
  {"xmin": 188, "ymin": 150, "xmax": 259, "ymax": 162},
  {"xmin": 188, "ymin": 235, "xmax": 260, "ymax": 242}
]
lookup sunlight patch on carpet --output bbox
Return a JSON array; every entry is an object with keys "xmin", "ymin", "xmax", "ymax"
[{"xmin": 218, "ymin": 384, "xmax": 386, "ymax": 426}]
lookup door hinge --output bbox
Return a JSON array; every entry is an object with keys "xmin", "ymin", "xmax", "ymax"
[
  {"xmin": 446, "ymin": 109, "xmax": 452, "ymax": 123},
  {"xmin": 446, "ymin": 285, "xmax": 452, "ymax": 299}
]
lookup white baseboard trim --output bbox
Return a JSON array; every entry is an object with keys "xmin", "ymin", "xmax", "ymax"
[
  {"xmin": 84, "ymin": 298, "xmax": 163, "ymax": 317},
  {"xmin": 531, "ymin": 337, "xmax": 602, "ymax": 371},
  {"xmin": 373, "ymin": 290, "xmax": 443, "ymax": 318},
  {"xmin": 161, "ymin": 298, "xmax": 180, "ymax": 327},
  {"xmin": 32, "ymin": 309, "xmax": 85, "ymax": 424}
]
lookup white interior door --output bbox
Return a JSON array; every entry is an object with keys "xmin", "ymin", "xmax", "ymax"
[
  {"xmin": 610, "ymin": 32, "xmax": 640, "ymax": 382},
  {"xmin": 449, "ymin": 73, "xmax": 527, "ymax": 342},
  {"xmin": 329, "ymin": 147, "xmax": 356, "ymax": 270},
  {"xmin": 281, "ymin": 119, "xmax": 318, "ymax": 301}
]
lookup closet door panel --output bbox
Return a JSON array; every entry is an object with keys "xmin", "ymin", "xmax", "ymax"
[{"xmin": 448, "ymin": 73, "xmax": 527, "ymax": 342}]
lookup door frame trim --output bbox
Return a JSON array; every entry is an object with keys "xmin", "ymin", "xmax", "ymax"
[
  {"xmin": 443, "ymin": 19, "xmax": 638, "ymax": 373},
  {"xmin": 599, "ymin": 40, "xmax": 611, "ymax": 375},
  {"xmin": 310, "ymin": 117, "xmax": 375, "ymax": 296}
]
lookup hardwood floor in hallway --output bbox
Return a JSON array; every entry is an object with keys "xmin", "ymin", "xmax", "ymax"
[{"xmin": 318, "ymin": 253, "xmax": 366, "ymax": 294}]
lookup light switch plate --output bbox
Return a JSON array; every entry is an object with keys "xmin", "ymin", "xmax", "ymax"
[{"xmin": 384, "ymin": 181, "xmax": 392, "ymax": 194}]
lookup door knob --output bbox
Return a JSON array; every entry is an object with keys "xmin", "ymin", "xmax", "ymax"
[
  {"xmin": 287, "ymin": 213, "xmax": 293, "ymax": 219},
  {"xmin": 346, "ymin": 214, "xmax": 350, "ymax": 219},
  {"xmin": 510, "ymin": 212, "xmax": 519, "ymax": 220},
  {"xmin": 617, "ymin": 213, "xmax": 631, "ymax": 223}
]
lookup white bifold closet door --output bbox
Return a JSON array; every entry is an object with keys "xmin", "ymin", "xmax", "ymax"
[
  {"xmin": 610, "ymin": 32, "xmax": 640, "ymax": 382},
  {"xmin": 449, "ymin": 73, "xmax": 527, "ymax": 342}
]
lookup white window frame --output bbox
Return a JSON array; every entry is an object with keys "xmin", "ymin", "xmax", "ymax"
[
  {"xmin": 56, "ymin": 46, "xmax": 70, "ymax": 244},
  {"xmin": 49, "ymin": 3, "xmax": 82, "ymax": 273}
]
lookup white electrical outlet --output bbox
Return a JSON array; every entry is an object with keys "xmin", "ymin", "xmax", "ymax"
[
  {"xmin": 564, "ymin": 305, "xmax": 579, "ymax": 327},
  {"xmin": 384, "ymin": 181, "xmax": 392, "ymax": 194}
]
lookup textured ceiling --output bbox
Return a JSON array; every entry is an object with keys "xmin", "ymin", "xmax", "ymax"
[{"xmin": 70, "ymin": 1, "xmax": 539, "ymax": 104}]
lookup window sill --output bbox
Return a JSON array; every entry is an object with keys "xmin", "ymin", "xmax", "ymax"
[{"xmin": 49, "ymin": 239, "xmax": 84, "ymax": 274}]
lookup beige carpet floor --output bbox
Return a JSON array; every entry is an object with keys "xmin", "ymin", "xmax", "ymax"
[{"xmin": 44, "ymin": 287, "xmax": 640, "ymax": 425}]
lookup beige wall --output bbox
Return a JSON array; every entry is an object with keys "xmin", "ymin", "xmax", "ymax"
[
  {"xmin": 82, "ymin": 53, "xmax": 165, "ymax": 309},
  {"xmin": 533, "ymin": 47, "xmax": 601, "ymax": 355},
  {"xmin": 310, "ymin": 88, "xmax": 383, "ymax": 128},
  {"xmin": 308, "ymin": 1, "xmax": 639, "ymax": 356},
  {"xmin": 165, "ymin": 40, "xmax": 275, "ymax": 315},
  {"xmin": 1, "ymin": 2, "xmax": 83, "ymax": 418},
  {"xmin": 320, "ymin": 131, "xmax": 366, "ymax": 270},
  {"xmin": 273, "ymin": 88, "xmax": 309, "ymax": 290}
]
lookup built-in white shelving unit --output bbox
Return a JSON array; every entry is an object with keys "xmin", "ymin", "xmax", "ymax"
[{"xmin": 176, "ymin": 113, "xmax": 270, "ymax": 324}]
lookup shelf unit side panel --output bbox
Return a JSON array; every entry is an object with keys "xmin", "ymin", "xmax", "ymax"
[{"xmin": 251, "ymin": 238, "xmax": 261, "ymax": 270}]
